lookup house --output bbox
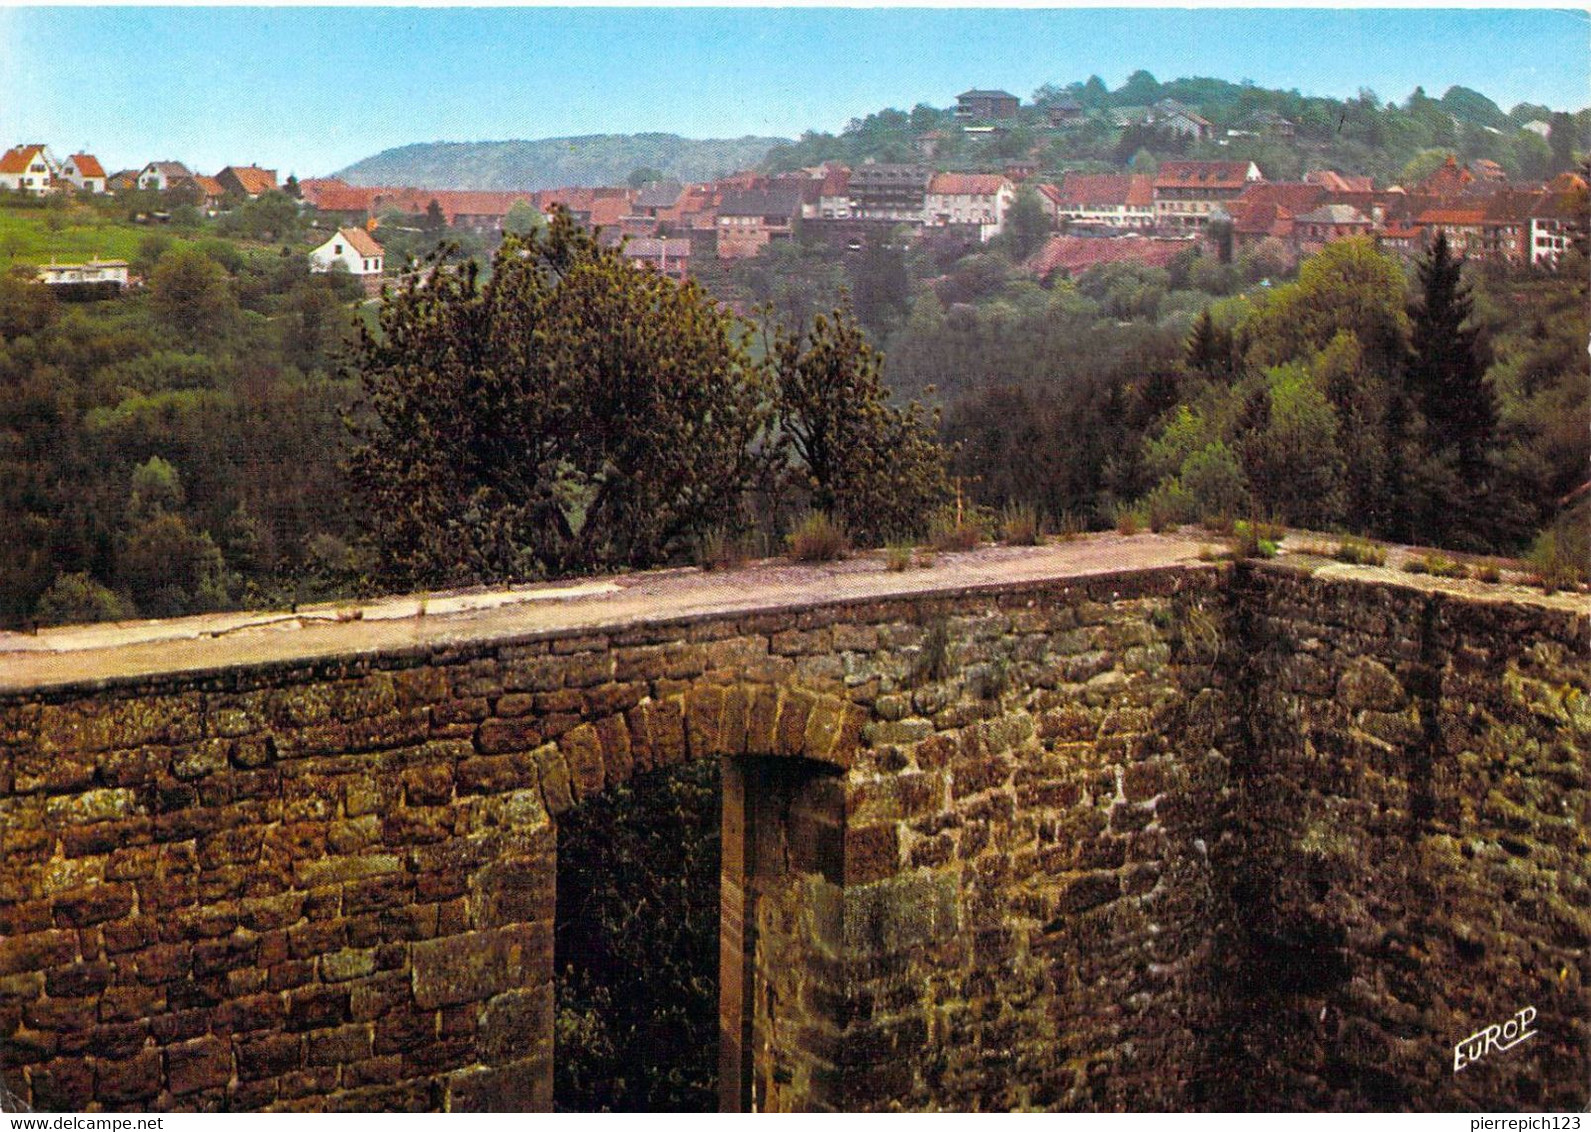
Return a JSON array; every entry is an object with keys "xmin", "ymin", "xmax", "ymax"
[
  {"xmin": 1527, "ymin": 173, "xmax": 1588, "ymax": 266},
  {"xmin": 926, "ymin": 173, "xmax": 1015, "ymax": 241},
  {"xmin": 1148, "ymin": 99, "xmax": 1213, "ymax": 140},
  {"xmin": 190, "ymin": 175, "xmax": 227, "ymax": 212},
  {"xmin": 215, "ymin": 165, "xmax": 278, "ymax": 199},
  {"xmin": 1413, "ymin": 206, "xmax": 1489, "ymax": 258},
  {"xmin": 138, "ymin": 161, "xmax": 193, "ymax": 193},
  {"xmin": 107, "ymin": 170, "xmax": 140, "ymax": 194},
  {"xmin": 59, "ymin": 153, "xmax": 106, "ymax": 194},
  {"xmin": 1306, "ymin": 170, "xmax": 1374, "ymax": 194},
  {"xmin": 308, "ymin": 185, "xmax": 378, "ymax": 228},
  {"xmin": 1046, "ymin": 98, "xmax": 1086, "ymax": 127},
  {"xmin": 848, "ymin": 163, "xmax": 930, "ymax": 223},
  {"xmin": 818, "ymin": 166, "xmax": 852, "ymax": 219},
  {"xmin": 914, "ymin": 131, "xmax": 949, "ymax": 159},
  {"xmin": 1154, "ymin": 160, "xmax": 1264, "ymax": 231},
  {"xmin": 0, "ymin": 145, "xmax": 59, "ymax": 196},
  {"xmin": 308, "ymin": 227, "xmax": 385, "ymax": 294},
  {"xmin": 1416, "ymin": 156, "xmax": 1475, "ymax": 198},
  {"xmin": 35, "ymin": 259, "xmax": 129, "ymax": 298},
  {"xmin": 634, "ymin": 180, "xmax": 684, "ymax": 218},
  {"xmin": 1053, "ymin": 173, "xmax": 1155, "ymax": 230},
  {"xmin": 1293, "ymin": 203, "xmax": 1375, "ymax": 252},
  {"xmin": 1521, "ymin": 120, "xmax": 1552, "ymax": 140},
  {"xmin": 955, "ymin": 89, "xmax": 1020, "ymax": 122},
  {"xmin": 715, "ymin": 186, "xmax": 804, "ymax": 259},
  {"xmin": 1237, "ymin": 110, "xmax": 1295, "ymax": 139},
  {"xmin": 622, "ymin": 236, "xmax": 692, "ymax": 282}
]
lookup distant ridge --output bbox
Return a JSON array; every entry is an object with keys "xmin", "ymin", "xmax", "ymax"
[{"xmin": 334, "ymin": 133, "xmax": 788, "ymax": 190}]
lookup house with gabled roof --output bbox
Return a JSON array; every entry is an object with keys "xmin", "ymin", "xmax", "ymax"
[
  {"xmin": 59, "ymin": 153, "xmax": 106, "ymax": 194},
  {"xmin": 926, "ymin": 172, "xmax": 1015, "ymax": 240},
  {"xmin": 309, "ymin": 227, "xmax": 385, "ymax": 294},
  {"xmin": 216, "ymin": 165, "xmax": 278, "ymax": 199},
  {"xmin": 0, "ymin": 145, "xmax": 60, "ymax": 196},
  {"xmin": 1154, "ymin": 160, "xmax": 1264, "ymax": 231},
  {"xmin": 716, "ymin": 185, "xmax": 804, "ymax": 259},
  {"xmin": 138, "ymin": 161, "xmax": 193, "ymax": 193},
  {"xmin": 1053, "ymin": 173, "xmax": 1155, "ymax": 230},
  {"xmin": 190, "ymin": 175, "xmax": 227, "ymax": 211}
]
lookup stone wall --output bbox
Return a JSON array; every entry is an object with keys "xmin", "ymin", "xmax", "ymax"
[{"xmin": 0, "ymin": 557, "xmax": 1585, "ymax": 1112}]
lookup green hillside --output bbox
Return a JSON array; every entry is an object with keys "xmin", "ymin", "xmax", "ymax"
[{"xmin": 335, "ymin": 133, "xmax": 787, "ymax": 189}]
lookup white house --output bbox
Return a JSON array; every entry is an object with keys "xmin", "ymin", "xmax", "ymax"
[
  {"xmin": 925, "ymin": 173, "xmax": 1016, "ymax": 241},
  {"xmin": 0, "ymin": 144, "xmax": 60, "ymax": 196},
  {"xmin": 309, "ymin": 227, "xmax": 385, "ymax": 293},
  {"xmin": 138, "ymin": 161, "xmax": 193, "ymax": 192},
  {"xmin": 60, "ymin": 153, "xmax": 107, "ymax": 194}
]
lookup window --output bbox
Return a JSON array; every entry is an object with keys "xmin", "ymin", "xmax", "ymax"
[{"xmin": 334, "ymin": 244, "xmax": 343, "ymax": 255}]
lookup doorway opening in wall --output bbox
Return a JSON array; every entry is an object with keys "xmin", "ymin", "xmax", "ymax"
[{"xmin": 552, "ymin": 759, "xmax": 722, "ymax": 1112}]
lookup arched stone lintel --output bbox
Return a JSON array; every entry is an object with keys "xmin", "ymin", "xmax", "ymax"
[{"xmin": 536, "ymin": 681, "xmax": 868, "ymax": 818}]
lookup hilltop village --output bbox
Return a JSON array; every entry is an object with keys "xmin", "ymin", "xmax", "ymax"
[{"xmin": 4, "ymin": 85, "xmax": 1584, "ymax": 303}]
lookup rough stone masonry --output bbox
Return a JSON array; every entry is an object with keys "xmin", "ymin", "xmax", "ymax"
[{"xmin": 0, "ymin": 538, "xmax": 1585, "ymax": 1112}]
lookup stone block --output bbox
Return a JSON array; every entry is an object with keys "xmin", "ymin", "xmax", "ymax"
[
  {"xmin": 559, "ymin": 723, "xmax": 605, "ymax": 801},
  {"xmin": 447, "ymin": 1056, "xmax": 552, "ymax": 1112},
  {"xmin": 476, "ymin": 717, "xmax": 543, "ymax": 756},
  {"xmin": 411, "ymin": 924, "xmax": 549, "ymax": 1010},
  {"xmin": 531, "ymin": 743, "xmax": 574, "ymax": 816},
  {"xmin": 166, "ymin": 1034, "xmax": 232, "ymax": 1095},
  {"xmin": 235, "ymin": 1032, "xmax": 302, "ymax": 1081},
  {"xmin": 94, "ymin": 1047, "xmax": 162, "ymax": 1106},
  {"xmin": 305, "ymin": 1023, "xmax": 373, "ymax": 1066}
]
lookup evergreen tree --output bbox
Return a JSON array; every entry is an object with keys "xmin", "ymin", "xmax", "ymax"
[{"xmin": 1406, "ymin": 231, "xmax": 1495, "ymax": 478}]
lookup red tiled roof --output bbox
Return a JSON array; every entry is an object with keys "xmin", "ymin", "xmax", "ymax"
[
  {"xmin": 1223, "ymin": 200, "xmax": 1294, "ymax": 238},
  {"xmin": 314, "ymin": 186, "xmax": 378, "ymax": 213},
  {"xmin": 222, "ymin": 165, "xmax": 278, "ymax": 195},
  {"xmin": 297, "ymin": 177, "xmax": 350, "ymax": 205},
  {"xmin": 0, "ymin": 145, "xmax": 45, "ymax": 175},
  {"xmin": 337, "ymin": 227, "xmax": 383, "ymax": 257},
  {"xmin": 1236, "ymin": 182, "xmax": 1326, "ymax": 214},
  {"xmin": 1417, "ymin": 157, "xmax": 1473, "ymax": 197},
  {"xmin": 1155, "ymin": 161, "xmax": 1258, "ymax": 190},
  {"xmin": 1025, "ymin": 235, "xmax": 1188, "ymax": 279},
  {"xmin": 67, "ymin": 153, "xmax": 105, "ymax": 178},
  {"xmin": 192, "ymin": 175, "xmax": 226, "ymax": 199},
  {"xmin": 1057, "ymin": 173, "xmax": 1154, "ymax": 209},
  {"xmin": 1417, "ymin": 208, "xmax": 1486, "ymax": 226},
  {"xmin": 929, "ymin": 172, "xmax": 1009, "ymax": 197}
]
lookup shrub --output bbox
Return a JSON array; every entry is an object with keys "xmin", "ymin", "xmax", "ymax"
[
  {"xmin": 999, "ymin": 502, "xmax": 1042, "ymax": 546},
  {"xmin": 787, "ymin": 511, "xmax": 848, "ymax": 562},
  {"xmin": 885, "ymin": 542, "xmax": 913, "ymax": 572},
  {"xmin": 1142, "ymin": 479, "xmax": 1193, "ymax": 533},
  {"xmin": 1055, "ymin": 511, "xmax": 1086, "ymax": 541},
  {"xmin": 1333, "ymin": 536, "xmax": 1387, "ymax": 567},
  {"xmin": 1232, "ymin": 519, "xmax": 1281, "ymax": 559},
  {"xmin": 1404, "ymin": 552, "xmax": 1466, "ymax": 578},
  {"xmin": 1474, "ymin": 561, "xmax": 1501, "ymax": 583},
  {"xmin": 1181, "ymin": 441, "xmax": 1252, "ymax": 528},
  {"xmin": 698, "ymin": 527, "xmax": 749, "ymax": 572},
  {"xmin": 929, "ymin": 509, "xmax": 983, "ymax": 552},
  {"xmin": 1528, "ymin": 519, "xmax": 1588, "ymax": 594},
  {"xmin": 33, "ymin": 573, "xmax": 132, "ymax": 627},
  {"xmin": 1115, "ymin": 506, "xmax": 1142, "ymax": 536}
]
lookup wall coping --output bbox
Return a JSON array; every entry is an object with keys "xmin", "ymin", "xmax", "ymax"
[{"xmin": 0, "ymin": 533, "xmax": 1582, "ymax": 699}]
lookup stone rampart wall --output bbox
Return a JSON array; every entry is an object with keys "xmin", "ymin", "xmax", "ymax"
[{"xmin": 0, "ymin": 560, "xmax": 1584, "ymax": 1112}]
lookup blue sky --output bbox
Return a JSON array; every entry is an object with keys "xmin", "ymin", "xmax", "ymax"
[{"xmin": 0, "ymin": 7, "xmax": 1585, "ymax": 178}]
